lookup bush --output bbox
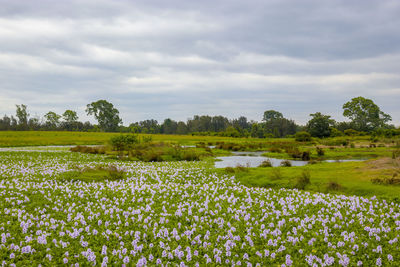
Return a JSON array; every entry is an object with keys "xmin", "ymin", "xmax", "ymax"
[
  {"xmin": 316, "ymin": 147, "xmax": 325, "ymax": 157},
  {"xmin": 326, "ymin": 181, "xmax": 342, "ymax": 191},
  {"xmin": 344, "ymin": 129, "xmax": 359, "ymax": 136},
  {"xmin": 285, "ymin": 147, "xmax": 302, "ymax": 159},
  {"xmin": 392, "ymin": 149, "xmax": 400, "ymax": 159},
  {"xmin": 301, "ymin": 151, "xmax": 311, "ymax": 161},
  {"xmin": 110, "ymin": 134, "xmax": 138, "ymax": 154},
  {"xmin": 295, "ymin": 131, "xmax": 312, "ymax": 142},
  {"xmin": 295, "ymin": 170, "xmax": 311, "ymax": 190},
  {"xmin": 280, "ymin": 160, "xmax": 292, "ymax": 167},
  {"xmin": 269, "ymin": 147, "xmax": 281, "ymax": 153},
  {"xmin": 259, "ymin": 160, "xmax": 272, "ymax": 167}
]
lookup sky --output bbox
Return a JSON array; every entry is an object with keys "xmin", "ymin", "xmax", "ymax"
[{"xmin": 0, "ymin": 0, "xmax": 399, "ymax": 126}]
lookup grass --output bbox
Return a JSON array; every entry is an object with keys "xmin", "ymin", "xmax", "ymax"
[
  {"xmin": 0, "ymin": 131, "xmax": 290, "ymax": 147},
  {"xmin": 217, "ymin": 159, "xmax": 400, "ymax": 202},
  {"xmin": 59, "ymin": 165, "xmax": 126, "ymax": 182}
]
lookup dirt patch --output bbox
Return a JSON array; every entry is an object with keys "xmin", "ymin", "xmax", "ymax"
[{"xmin": 365, "ymin": 157, "xmax": 400, "ymax": 170}]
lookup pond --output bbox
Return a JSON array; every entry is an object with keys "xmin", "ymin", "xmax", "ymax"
[{"xmin": 214, "ymin": 151, "xmax": 364, "ymax": 168}]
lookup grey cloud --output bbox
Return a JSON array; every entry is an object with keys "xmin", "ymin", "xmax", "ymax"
[{"xmin": 0, "ymin": 0, "xmax": 399, "ymax": 125}]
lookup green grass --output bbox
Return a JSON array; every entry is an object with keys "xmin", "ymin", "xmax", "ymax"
[
  {"xmin": 59, "ymin": 165, "xmax": 126, "ymax": 182},
  {"xmin": 0, "ymin": 131, "xmax": 287, "ymax": 147},
  {"xmin": 218, "ymin": 159, "xmax": 400, "ymax": 202}
]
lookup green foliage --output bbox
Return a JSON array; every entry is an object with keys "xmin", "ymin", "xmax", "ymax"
[
  {"xmin": 15, "ymin": 104, "xmax": 29, "ymax": 127},
  {"xmin": 330, "ymin": 127, "xmax": 343, "ymax": 137},
  {"xmin": 306, "ymin": 112, "xmax": 335, "ymax": 138},
  {"xmin": 316, "ymin": 147, "xmax": 325, "ymax": 156},
  {"xmin": 110, "ymin": 134, "xmax": 138, "ymax": 154},
  {"xmin": 343, "ymin": 96, "xmax": 392, "ymax": 132},
  {"xmin": 326, "ymin": 181, "xmax": 343, "ymax": 191},
  {"xmin": 280, "ymin": 160, "xmax": 292, "ymax": 167},
  {"xmin": 295, "ymin": 131, "xmax": 311, "ymax": 142},
  {"xmin": 44, "ymin": 111, "xmax": 61, "ymax": 128},
  {"xmin": 259, "ymin": 159, "xmax": 272, "ymax": 167},
  {"xmin": 62, "ymin": 110, "xmax": 78, "ymax": 122},
  {"xmin": 295, "ymin": 170, "xmax": 311, "ymax": 190},
  {"xmin": 59, "ymin": 165, "xmax": 126, "ymax": 182},
  {"xmin": 344, "ymin": 129, "xmax": 360, "ymax": 136},
  {"xmin": 86, "ymin": 100, "xmax": 122, "ymax": 132},
  {"xmin": 263, "ymin": 110, "xmax": 283, "ymax": 122}
]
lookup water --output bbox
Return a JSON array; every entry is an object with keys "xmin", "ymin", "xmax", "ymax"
[{"xmin": 214, "ymin": 151, "xmax": 364, "ymax": 168}]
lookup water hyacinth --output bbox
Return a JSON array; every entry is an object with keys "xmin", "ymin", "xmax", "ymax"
[{"xmin": 0, "ymin": 150, "xmax": 399, "ymax": 266}]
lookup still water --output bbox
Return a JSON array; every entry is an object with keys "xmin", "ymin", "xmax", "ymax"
[{"xmin": 214, "ymin": 151, "xmax": 363, "ymax": 168}]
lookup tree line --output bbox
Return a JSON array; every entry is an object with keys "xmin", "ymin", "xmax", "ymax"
[{"xmin": 0, "ymin": 97, "xmax": 398, "ymax": 138}]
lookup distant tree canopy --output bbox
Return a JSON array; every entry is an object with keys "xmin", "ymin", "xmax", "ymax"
[
  {"xmin": 261, "ymin": 110, "xmax": 297, "ymax": 138},
  {"xmin": 263, "ymin": 110, "xmax": 283, "ymax": 122},
  {"xmin": 306, "ymin": 112, "xmax": 335, "ymax": 138},
  {"xmin": 0, "ymin": 97, "xmax": 396, "ymax": 136},
  {"xmin": 343, "ymin": 96, "xmax": 392, "ymax": 132},
  {"xmin": 86, "ymin": 100, "xmax": 122, "ymax": 132},
  {"xmin": 44, "ymin": 111, "xmax": 61, "ymax": 129}
]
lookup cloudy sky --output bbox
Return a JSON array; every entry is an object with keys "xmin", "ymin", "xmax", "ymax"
[{"xmin": 0, "ymin": 0, "xmax": 399, "ymax": 126}]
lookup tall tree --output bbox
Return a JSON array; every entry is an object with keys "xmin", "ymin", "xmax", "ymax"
[
  {"xmin": 263, "ymin": 110, "xmax": 283, "ymax": 122},
  {"xmin": 63, "ymin": 110, "xmax": 78, "ymax": 123},
  {"xmin": 161, "ymin": 118, "xmax": 178, "ymax": 134},
  {"xmin": 15, "ymin": 104, "xmax": 29, "ymax": 128},
  {"xmin": 86, "ymin": 100, "xmax": 122, "ymax": 132},
  {"xmin": 44, "ymin": 111, "xmax": 61, "ymax": 129},
  {"xmin": 343, "ymin": 97, "xmax": 392, "ymax": 132},
  {"xmin": 306, "ymin": 112, "xmax": 335, "ymax": 138}
]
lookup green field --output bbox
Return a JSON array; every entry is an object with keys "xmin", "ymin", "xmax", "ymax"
[{"xmin": 0, "ymin": 131, "xmax": 272, "ymax": 147}]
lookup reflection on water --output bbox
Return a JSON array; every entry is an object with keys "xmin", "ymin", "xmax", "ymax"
[{"xmin": 214, "ymin": 151, "xmax": 364, "ymax": 168}]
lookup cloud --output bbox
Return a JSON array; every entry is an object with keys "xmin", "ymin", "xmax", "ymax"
[{"xmin": 0, "ymin": 0, "xmax": 399, "ymax": 125}]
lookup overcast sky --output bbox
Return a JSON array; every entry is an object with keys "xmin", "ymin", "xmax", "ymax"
[{"xmin": 0, "ymin": 0, "xmax": 399, "ymax": 126}]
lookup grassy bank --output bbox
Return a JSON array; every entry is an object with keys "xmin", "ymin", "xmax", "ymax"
[{"xmin": 218, "ymin": 158, "xmax": 400, "ymax": 201}]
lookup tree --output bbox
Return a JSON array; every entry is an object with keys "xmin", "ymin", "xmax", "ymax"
[
  {"xmin": 263, "ymin": 110, "xmax": 283, "ymax": 122},
  {"xmin": 343, "ymin": 97, "xmax": 392, "ymax": 132},
  {"xmin": 86, "ymin": 100, "xmax": 122, "ymax": 132},
  {"xmin": 63, "ymin": 110, "xmax": 78, "ymax": 123},
  {"xmin": 44, "ymin": 111, "xmax": 61, "ymax": 129},
  {"xmin": 176, "ymin": 121, "xmax": 188, "ymax": 135},
  {"xmin": 306, "ymin": 112, "xmax": 335, "ymax": 138},
  {"xmin": 161, "ymin": 118, "xmax": 178, "ymax": 134},
  {"xmin": 15, "ymin": 104, "xmax": 29, "ymax": 128}
]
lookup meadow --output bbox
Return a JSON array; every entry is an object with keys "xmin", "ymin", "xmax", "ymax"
[{"xmin": 1, "ymin": 131, "xmax": 400, "ymax": 265}]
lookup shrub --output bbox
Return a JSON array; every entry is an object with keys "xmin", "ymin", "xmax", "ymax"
[
  {"xmin": 259, "ymin": 160, "xmax": 272, "ymax": 167},
  {"xmin": 225, "ymin": 167, "xmax": 235, "ymax": 173},
  {"xmin": 344, "ymin": 129, "xmax": 359, "ymax": 136},
  {"xmin": 110, "ymin": 134, "xmax": 138, "ymax": 155},
  {"xmin": 301, "ymin": 151, "xmax": 311, "ymax": 161},
  {"xmin": 295, "ymin": 170, "xmax": 311, "ymax": 190},
  {"xmin": 295, "ymin": 131, "xmax": 312, "ymax": 142},
  {"xmin": 285, "ymin": 147, "xmax": 302, "ymax": 159},
  {"xmin": 326, "ymin": 181, "xmax": 342, "ymax": 191},
  {"xmin": 316, "ymin": 147, "xmax": 325, "ymax": 156},
  {"xmin": 269, "ymin": 147, "xmax": 281, "ymax": 153},
  {"xmin": 280, "ymin": 160, "xmax": 292, "ymax": 167},
  {"xmin": 392, "ymin": 149, "xmax": 400, "ymax": 159}
]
